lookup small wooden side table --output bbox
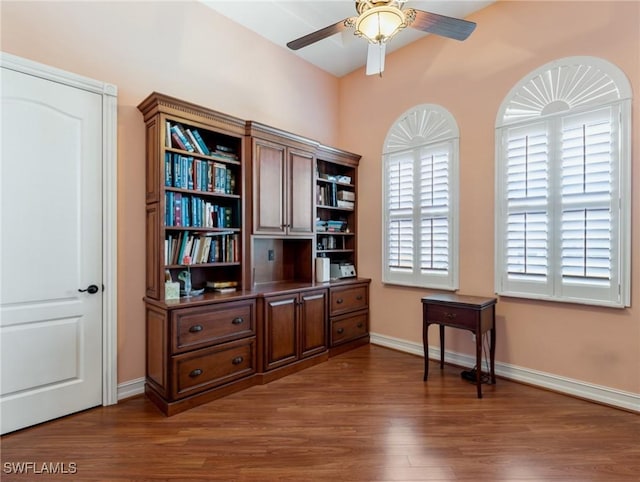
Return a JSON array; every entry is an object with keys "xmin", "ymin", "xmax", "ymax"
[{"xmin": 421, "ymin": 293, "xmax": 497, "ymax": 398}]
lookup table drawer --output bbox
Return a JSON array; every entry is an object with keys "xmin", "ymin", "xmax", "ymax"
[
  {"xmin": 331, "ymin": 310, "xmax": 368, "ymax": 346},
  {"xmin": 425, "ymin": 305, "xmax": 478, "ymax": 330},
  {"xmin": 171, "ymin": 338, "xmax": 255, "ymax": 399},
  {"xmin": 171, "ymin": 300, "xmax": 255, "ymax": 354},
  {"xmin": 330, "ymin": 285, "xmax": 368, "ymax": 316}
]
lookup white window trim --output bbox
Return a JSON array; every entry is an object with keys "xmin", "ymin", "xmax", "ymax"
[
  {"xmin": 382, "ymin": 104, "xmax": 459, "ymax": 290},
  {"xmin": 495, "ymin": 56, "xmax": 631, "ymax": 308}
]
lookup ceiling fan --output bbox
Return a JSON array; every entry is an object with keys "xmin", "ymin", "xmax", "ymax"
[{"xmin": 286, "ymin": 0, "xmax": 477, "ymax": 76}]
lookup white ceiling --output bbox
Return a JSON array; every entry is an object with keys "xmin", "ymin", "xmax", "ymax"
[{"xmin": 202, "ymin": 1, "xmax": 494, "ymax": 77}]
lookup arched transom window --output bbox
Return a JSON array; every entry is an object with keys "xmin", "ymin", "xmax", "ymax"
[
  {"xmin": 495, "ymin": 56, "xmax": 631, "ymax": 307},
  {"xmin": 382, "ymin": 104, "xmax": 459, "ymax": 290}
]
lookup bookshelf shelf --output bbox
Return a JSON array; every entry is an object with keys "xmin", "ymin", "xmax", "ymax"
[
  {"xmin": 316, "ymin": 249, "xmax": 354, "ymax": 254},
  {"xmin": 165, "ymin": 262, "xmax": 241, "ymax": 269},
  {"xmin": 165, "ymin": 147, "xmax": 242, "ymax": 167},
  {"xmin": 164, "ymin": 187, "xmax": 241, "ymax": 200},
  {"xmin": 316, "ymin": 178, "xmax": 355, "ymax": 188},
  {"xmin": 317, "ymin": 205, "xmax": 354, "ymax": 212}
]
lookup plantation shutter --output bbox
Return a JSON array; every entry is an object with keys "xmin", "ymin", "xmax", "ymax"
[
  {"xmin": 387, "ymin": 152, "xmax": 414, "ymax": 272},
  {"xmin": 500, "ymin": 123, "xmax": 552, "ymax": 297},
  {"xmin": 495, "ymin": 56, "xmax": 630, "ymax": 307},
  {"xmin": 383, "ymin": 104, "xmax": 459, "ymax": 290},
  {"xmin": 384, "ymin": 142, "xmax": 455, "ymax": 288},
  {"xmin": 419, "ymin": 148, "xmax": 449, "ymax": 273},
  {"xmin": 558, "ymin": 107, "xmax": 619, "ymax": 302}
]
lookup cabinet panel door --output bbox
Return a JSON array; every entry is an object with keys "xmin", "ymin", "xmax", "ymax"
[
  {"xmin": 264, "ymin": 294, "xmax": 297, "ymax": 370},
  {"xmin": 300, "ymin": 289, "xmax": 328, "ymax": 358},
  {"xmin": 253, "ymin": 139, "xmax": 285, "ymax": 234},
  {"xmin": 287, "ymin": 149, "xmax": 315, "ymax": 235}
]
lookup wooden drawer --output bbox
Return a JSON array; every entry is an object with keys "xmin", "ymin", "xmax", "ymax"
[
  {"xmin": 331, "ymin": 310, "xmax": 368, "ymax": 346},
  {"xmin": 330, "ymin": 285, "xmax": 368, "ymax": 316},
  {"xmin": 171, "ymin": 337, "xmax": 255, "ymax": 399},
  {"xmin": 171, "ymin": 300, "xmax": 256, "ymax": 354},
  {"xmin": 424, "ymin": 304, "xmax": 478, "ymax": 330}
]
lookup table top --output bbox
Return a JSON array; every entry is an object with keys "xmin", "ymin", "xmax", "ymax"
[{"xmin": 421, "ymin": 293, "xmax": 497, "ymax": 309}]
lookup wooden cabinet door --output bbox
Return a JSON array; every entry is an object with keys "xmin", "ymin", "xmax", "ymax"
[
  {"xmin": 253, "ymin": 138, "xmax": 285, "ymax": 235},
  {"xmin": 287, "ymin": 148, "xmax": 315, "ymax": 235},
  {"xmin": 263, "ymin": 293, "xmax": 298, "ymax": 370},
  {"xmin": 300, "ymin": 289, "xmax": 328, "ymax": 359}
]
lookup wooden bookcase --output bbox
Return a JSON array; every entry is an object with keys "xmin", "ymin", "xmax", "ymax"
[
  {"xmin": 138, "ymin": 93, "xmax": 247, "ymax": 299},
  {"xmin": 138, "ymin": 93, "xmax": 369, "ymax": 415}
]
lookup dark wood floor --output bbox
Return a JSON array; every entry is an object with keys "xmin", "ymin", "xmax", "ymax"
[{"xmin": 1, "ymin": 345, "xmax": 639, "ymax": 481}]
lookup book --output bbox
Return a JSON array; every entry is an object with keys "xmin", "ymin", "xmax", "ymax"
[
  {"xmin": 172, "ymin": 124, "xmax": 195, "ymax": 152},
  {"xmin": 164, "ymin": 153, "xmax": 172, "ymax": 186},
  {"xmin": 185, "ymin": 129, "xmax": 204, "ymax": 155},
  {"xmin": 213, "ymin": 287, "xmax": 237, "ymax": 294},
  {"xmin": 206, "ymin": 280, "xmax": 238, "ymax": 289},
  {"xmin": 191, "ymin": 130, "xmax": 211, "ymax": 156},
  {"xmin": 165, "ymin": 121, "xmax": 172, "ymax": 148},
  {"xmin": 337, "ymin": 200, "xmax": 354, "ymax": 209},
  {"xmin": 171, "ymin": 131, "xmax": 187, "ymax": 151}
]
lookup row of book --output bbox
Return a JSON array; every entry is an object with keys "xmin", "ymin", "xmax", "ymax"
[
  {"xmin": 166, "ymin": 122, "xmax": 239, "ymax": 162},
  {"xmin": 316, "ymin": 184, "xmax": 355, "ymax": 209},
  {"xmin": 165, "ymin": 192, "xmax": 234, "ymax": 228},
  {"xmin": 165, "ymin": 232, "xmax": 239, "ymax": 265},
  {"xmin": 165, "ymin": 153, "xmax": 236, "ymax": 195}
]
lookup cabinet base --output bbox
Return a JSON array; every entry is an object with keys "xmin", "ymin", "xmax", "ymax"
[
  {"xmin": 256, "ymin": 352, "xmax": 329, "ymax": 385},
  {"xmin": 145, "ymin": 375, "xmax": 257, "ymax": 416},
  {"xmin": 329, "ymin": 335, "xmax": 370, "ymax": 357}
]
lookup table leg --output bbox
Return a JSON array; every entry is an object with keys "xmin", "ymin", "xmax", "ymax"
[
  {"xmin": 439, "ymin": 325, "xmax": 445, "ymax": 369},
  {"xmin": 476, "ymin": 328, "xmax": 482, "ymax": 398},
  {"xmin": 490, "ymin": 326, "xmax": 496, "ymax": 385},
  {"xmin": 423, "ymin": 320, "xmax": 429, "ymax": 381}
]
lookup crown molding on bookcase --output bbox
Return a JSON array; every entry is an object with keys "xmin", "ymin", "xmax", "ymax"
[
  {"xmin": 137, "ymin": 92, "xmax": 245, "ymax": 136},
  {"xmin": 370, "ymin": 332, "xmax": 640, "ymax": 413}
]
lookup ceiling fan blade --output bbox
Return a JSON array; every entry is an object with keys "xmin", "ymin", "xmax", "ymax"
[
  {"xmin": 410, "ymin": 10, "xmax": 477, "ymax": 41},
  {"xmin": 366, "ymin": 43, "xmax": 386, "ymax": 76},
  {"xmin": 287, "ymin": 18, "xmax": 352, "ymax": 50}
]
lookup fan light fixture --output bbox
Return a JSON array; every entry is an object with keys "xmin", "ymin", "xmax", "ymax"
[
  {"xmin": 286, "ymin": 0, "xmax": 477, "ymax": 77},
  {"xmin": 354, "ymin": 6, "xmax": 410, "ymax": 44}
]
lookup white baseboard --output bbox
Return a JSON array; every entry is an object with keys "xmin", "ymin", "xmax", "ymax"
[
  {"xmin": 370, "ymin": 332, "xmax": 640, "ymax": 413},
  {"xmin": 117, "ymin": 377, "xmax": 145, "ymax": 401}
]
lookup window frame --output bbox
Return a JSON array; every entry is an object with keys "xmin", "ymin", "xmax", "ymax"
[
  {"xmin": 382, "ymin": 104, "xmax": 459, "ymax": 290},
  {"xmin": 495, "ymin": 56, "xmax": 631, "ymax": 308}
]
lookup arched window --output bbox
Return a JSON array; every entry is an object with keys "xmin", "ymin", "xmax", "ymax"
[
  {"xmin": 382, "ymin": 104, "xmax": 459, "ymax": 289},
  {"xmin": 495, "ymin": 56, "xmax": 631, "ymax": 307}
]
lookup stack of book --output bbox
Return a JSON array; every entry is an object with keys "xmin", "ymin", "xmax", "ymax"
[{"xmin": 206, "ymin": 280, "xmax": 239, "ymax": 293}]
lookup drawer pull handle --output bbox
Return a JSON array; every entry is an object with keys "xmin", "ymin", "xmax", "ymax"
[
  {"xmin": 189, "ymin": 325, "xmax": 203, "ymax": 333},
  {"xmin": 189, "ymin": 369, "xmax": 203, "ymax": 378},
  {"xmin": 357, "ymin": 323, "xmax": 363, "ymax": 328},
  {"xmin": 232, "ymin": 317, "xmax": 244, "ymax": 325},
  {"xmin": 337, "ymin": 328, "xmax": 344, "ymax": 334},
  {"xmin": 444, "ymin": 312, "xmax": 457, "ymax": 320},
  {"xmin": 336, "ymin": 298, "xmax": 344, "ymax": 304},
  {"xmin": 356, "ymin": 295, "xmax": 363, "ymax": 301},
  {"xmin": 232, "ymin": 356, "xmax": 244, "ymax": 365}
]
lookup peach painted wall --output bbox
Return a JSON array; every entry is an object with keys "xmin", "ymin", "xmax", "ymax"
[
  {"xmin": 338, "ymin": 1, "xmax": 640, "ymax": 394},
  {"xmin": 1, "ymin": 1, "xmax": 340, "ymax": 384},
  {"xmin": 2, "ymin": 0, "xmax": 638, "ymax": 399}
]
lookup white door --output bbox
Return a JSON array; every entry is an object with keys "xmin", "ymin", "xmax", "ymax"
[{"xmin": 1, "ymin": 66, "xmax": 104, "ymax": 434}]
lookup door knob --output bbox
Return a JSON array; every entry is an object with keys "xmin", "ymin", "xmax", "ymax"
[{"xmin": 78, "ymin": 284, "xmax": 99, "ymax": 294}]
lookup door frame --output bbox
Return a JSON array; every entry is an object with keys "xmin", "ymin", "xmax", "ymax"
[{"xmin": 1, "ymin": 52, "xmax": 118, "ymax": 406}]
